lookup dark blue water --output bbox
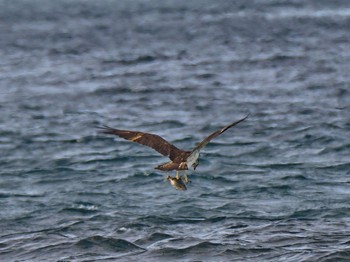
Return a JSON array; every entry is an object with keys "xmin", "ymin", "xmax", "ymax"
[{"xmin": 1, "ymin": 0, "xmax": 350, "ymax": 261}]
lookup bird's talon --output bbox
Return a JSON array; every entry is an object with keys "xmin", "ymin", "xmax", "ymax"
[{"xmin": 183, "ymin": 173, "xmax": 190, "ymax": 184}]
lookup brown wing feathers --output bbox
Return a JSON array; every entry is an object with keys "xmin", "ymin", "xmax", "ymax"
[
  {"xmin": 97, "ymin": 126, "xmax": 184, "ymax": 160},
  {"xmin": 192, "ymin": 114, "xmax": 249, "ymax": 152},
  {"xmin": 98, "ymin": 115, "xmax": 248, "ymax": 161}
]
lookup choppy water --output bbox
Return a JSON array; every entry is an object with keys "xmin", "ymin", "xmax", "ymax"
[{"xmin": 1, "ymin": 0, "xmax": 350, "ymax": 261}]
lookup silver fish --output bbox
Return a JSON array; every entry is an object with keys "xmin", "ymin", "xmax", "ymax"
[{"xmin": 166, "ymin": 175, "xmax": 187, "ymax": 190}]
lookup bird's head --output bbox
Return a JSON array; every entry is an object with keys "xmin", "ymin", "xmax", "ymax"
[
  {"xmin": 192, "ymin": 159, "xmax": 199, "ymax": 170},
  {"xmin": 187, "ymin": 150, "xmax": 200, "ymax": 171}
]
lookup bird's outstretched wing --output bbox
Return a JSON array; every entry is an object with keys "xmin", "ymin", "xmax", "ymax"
[
  {"xmin": 191, "ymin": 114, "xmax": 249, "ymax": 152},
  {"xmin": 97, "ymin": 126, "xmax": 185, "ymax": 161}
]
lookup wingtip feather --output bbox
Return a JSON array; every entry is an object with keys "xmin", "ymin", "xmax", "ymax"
[{"xmin": 96, "ymin": 125, "xmax": 117, "ymax": 134}]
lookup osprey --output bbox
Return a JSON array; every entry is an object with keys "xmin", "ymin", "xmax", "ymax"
[{"xmin": 98, "ymin": 115, "xmax": 248, "ymax": 190}]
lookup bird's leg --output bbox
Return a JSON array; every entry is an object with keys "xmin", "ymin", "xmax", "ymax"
[
  {"xmin": 176, "ymin": 171, "xmax": 180, "ymax": 179},
  {"xmin": 183, "ymin": 171, "xmax": 191, "ymax": 184}
]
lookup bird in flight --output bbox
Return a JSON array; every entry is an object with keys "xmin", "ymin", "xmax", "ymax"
[{"xmin": 98, "ymin": 115, "xmax": 248, "ymax": 190}]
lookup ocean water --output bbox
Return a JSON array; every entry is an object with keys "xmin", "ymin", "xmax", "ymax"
[{"xmin": 1, "ymin": 0, "xmax": 350, "ymax": 261}]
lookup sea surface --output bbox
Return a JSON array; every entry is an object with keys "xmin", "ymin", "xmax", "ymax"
[{"xmin": 1, "ymin": 0, "xmax": 350, "ymax": 261}]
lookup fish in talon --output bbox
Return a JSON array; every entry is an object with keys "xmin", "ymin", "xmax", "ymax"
[{"xmin": 167, "ymin": 175, "xmax": 187, "ymax": 191}]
